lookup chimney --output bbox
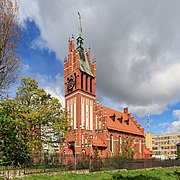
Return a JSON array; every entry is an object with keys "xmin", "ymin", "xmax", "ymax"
[{"xmin": 124, "ymin": 107, "xmax": 128, "ymax": 114}]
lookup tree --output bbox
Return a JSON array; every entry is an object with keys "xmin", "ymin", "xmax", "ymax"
[
  {"xmin": 0, "ymin": 114, "xmax": 30, "ymax": 165},
  {"xmin": 15, "ymin": 77, "xmax": 70, "ymax": 146},
  {"xmin": 0, "ymin": 0, "xmax": 21, "ymax": 94},
  {"xmin": 90, "ymin": 147, "xmax": 102, "ymax": 171},
  {"xmin": 120, "ymin": 137, "xmax": 134, "ymax": 159},
  {"xmin": 177, "ymin": 144, "xmax": 180, "ymax": 159},
  {"xmin": 0, "ymin": 76, "xmax": 70, "ymax": 164},
  {"xmin": 0, "ymin": 99, "xmax": 30, "ymax": 165}
]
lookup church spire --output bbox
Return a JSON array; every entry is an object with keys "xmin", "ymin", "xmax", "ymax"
[{"xmin": 76, "ymin": 12, "xmax": 84, "ymax": 49}]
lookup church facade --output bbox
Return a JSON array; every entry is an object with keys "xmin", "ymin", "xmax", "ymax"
[{"xmin": 60, "ymin": 16, "xmax": 152, "ymax": 160}]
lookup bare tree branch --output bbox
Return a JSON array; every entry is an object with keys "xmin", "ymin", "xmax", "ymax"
[{"xmin": 0, "ymin": 0, "xmax": 21, "ymax": 95}]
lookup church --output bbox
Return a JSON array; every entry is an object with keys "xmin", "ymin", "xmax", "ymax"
[{"xmin": 60, "ymin": 15, "xmax": 152, "ymax": 160}]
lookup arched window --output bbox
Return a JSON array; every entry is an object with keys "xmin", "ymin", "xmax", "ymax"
[
  {"xmin": 82, "ymin": 149, "xmax": 86, "ymax": 158},
  {"xmin": 110, "ymin": 134, "xmax": 113, "ymax": 152}
]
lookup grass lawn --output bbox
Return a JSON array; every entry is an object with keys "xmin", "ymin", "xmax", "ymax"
[{"xmin": 12, "ymin": 167, "xmax": 180, "ymax": 180}]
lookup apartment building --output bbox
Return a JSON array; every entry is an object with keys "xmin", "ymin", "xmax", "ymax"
[{"xmin": 145, "ymin": 133, "xmax": 180, "ymax": 159}]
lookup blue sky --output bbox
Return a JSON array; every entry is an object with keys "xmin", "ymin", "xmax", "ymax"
[
  {"xmin": 10, "ymin": 0, "xmax": 180, "ymax": 135},
  {"xmin": 18, "ymin": 21, "xmax": 63, "ymax": 79}
]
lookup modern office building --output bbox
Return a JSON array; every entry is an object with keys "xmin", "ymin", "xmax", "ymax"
[{"xmin": 145, "ymin": 133, "xmax": 180, "ymax": 159}]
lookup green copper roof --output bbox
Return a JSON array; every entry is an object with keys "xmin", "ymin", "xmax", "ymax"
[
  {"xmin": 78, "ymin": 49, "xmax": 94, "ymax": 77},
  {"xmin": 77, "ymin": 13, "xmax": 83, "ymax": 39},
  {"xmin": 76, "ymin": 13, "xmax": 94, "ymax": 77},
  {"xmin": 77, "ymin": 12, "xmax": 84, "ymax": 49}
]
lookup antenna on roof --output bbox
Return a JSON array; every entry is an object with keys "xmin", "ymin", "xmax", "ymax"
[{"xmin": 146, "ymin": 114, "xmax": 151, "ymax": 133}]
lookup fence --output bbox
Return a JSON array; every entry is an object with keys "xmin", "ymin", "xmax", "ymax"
[{"xmin": 1, "ymin": 156, "xmax": 180, "ymax": 179}]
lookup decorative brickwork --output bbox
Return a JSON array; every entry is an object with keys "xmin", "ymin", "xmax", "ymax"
[{"xmin": 61, "ymin": 15, "xmax": 152, "ymax": 160}]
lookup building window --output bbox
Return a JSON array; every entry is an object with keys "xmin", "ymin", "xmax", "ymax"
[
  {"xmin": 118, "ymin": 136, "xmax": 121, "ymax": 152},
  {"xmin": 82, "ymin": 149, "xmax": 86, "ymax": 157},
  {"xmin": 110, "ymin": 134, "xmax": 113, "ymax": 152},
  {"xmin": 81, "ymin": 73, "xmax": 84, "ymax": 89},
  {"xmin": 90, "ymin": 78, "xmax": 92, "ymax": 93},
  {"xmin": 82, "ymin": 134, "xmax": 84, "ymax": 144},
  {"xmin": 139, "ymin": 139, "xmax": 141, "ymax": 153},
  {"xmin": 74, "ymin": 73, "xmax": 76, "ymax": 89},
  {"xmin": 86, "ymin": 75, "xmax": 88, "ymax": 91}
]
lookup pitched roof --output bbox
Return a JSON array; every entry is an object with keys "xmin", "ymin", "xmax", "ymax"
[
  {"xmin": 144, "ymin": 147, "xmax": 152, "ymax": 155},
  {"xmin": 92, "ymin": 137, "xmax": 107, "ymax": 147},
  {"xmin": 100, "ymin": 105, "xmax": 144, "ymax": 136},
  {"xmin": 66, "ymin": 133, "xmax": 76, "ymax": 142},
  {"xmin": 78, "ymin": 49, "xmax": 94, "ymax": 77}
]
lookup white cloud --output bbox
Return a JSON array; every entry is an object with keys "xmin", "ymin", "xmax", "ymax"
[
  {"xmin": 167, "ymin": 110, "xmax": 180, "ymax": 134},
  {"xmin": 158, "ymin": 122, "xmax": 170, "ymax": 128},
  {"xmin": 16, "ymin": 0, "xmax": 180, "ymax": 116},
  {"xmin": 28, "ymin": 73, "xmax": 65, "ymax": 107},
  {"xmin": 19, "ymin": 63, "xmax": 65, "ymax": 107},
  {"xmin": 21, "ymin": 64, "xmax": 31, "ymax": 72},
  {"xmin": 31, "ymin": 36, "xmax": 48, "ymax": 50},
  {"xmin": 16, "ymin": 0, "xmax": 40, "ymax": 26},
  {"xmin": 173, "ymin": 110, "xmax": 180, "ymax": 118},
  {"xmin": 167, "ymin": 121, "xmax": 180, "ymax": 134},
  {"xmin": 44, "ymin": 73, "xmax": 65, "ymax": 107}
]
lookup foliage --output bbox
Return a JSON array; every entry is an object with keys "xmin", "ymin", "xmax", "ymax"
[
  {"xmin": 112, "ymin": 173, "xmax": 159, "ymax": 180},
  {"xmin": 120, "ymin": 137, "xmax": 135, "ymax": 159},
  {"xmin": 11, "ymin": 167, "xmax": 180, "ymax": 180},
  {"xmin": 0, "ymin": 76, "xmax": 70, "ymax": 165},
  {"xmin": 77, "ymin": 159, "xmax": 89, "ymax": 170},
  {"xmin": 15, "ymin": 77, "xmax": 70, "ymax": 147},
  {"xmin": 0, "ymin": 112, "xmax": 30, "ymax": 165},
  {"xmin": 177, "ymin": 145, "xmax": 180, "ymax": 159},
  {"xmin": 90, "ymin": 147, "xmax": 102, "ymax": 172},
  {"xmin": 0, "ymin": 0, "xmax": 21, "ymax": 94},
  {"xmin": 66, "ymin": 160, "xmax": 74, "ymax": 171}
]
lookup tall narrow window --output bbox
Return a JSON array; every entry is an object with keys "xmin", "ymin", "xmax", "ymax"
[
  {"xmin": 81, "ymin": 73, "xmax": 84, "ymax": 89},
  {"xmin": 118, "ymin": 136, "xmax": 121, "ymax": 152},
  {"xmin": 110, "ymin": 134, "xmax": 113, "ymax": 152},
  {"xmin": 74, "ymin": 73, "xmax": 76, "ymax": 89},
  {"xmin": 90, "ymin": 78, "xmax": 92, "ymax": 93},
  {"xmin": 82, "ymin": 149, "xmax": 86, "ymax": 158},
  {"xmin": 82, "ymin": 134, "xmax": 84, "ymax": 144},
  {"xmin": 139, "ymin": 139, "xmax": 141, "ymax": 153},
  {"xmin": 86, "ymin": 75, "xmax": 88, "ymax": 91}
]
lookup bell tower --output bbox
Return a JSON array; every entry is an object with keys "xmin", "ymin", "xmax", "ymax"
[{"xmin": 64, "ymin": 13, "xmax": 96, "ymax": 143}]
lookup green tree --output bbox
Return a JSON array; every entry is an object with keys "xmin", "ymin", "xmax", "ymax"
[
  {"xmin": 90, "ymin": 147, "xmax": 102, "ymax": 171},
  {"xmin": 0, "ymin": 100, "xmax": 30, "ymax": 165},
  {"xmin": 120, "ymin": 137, "xmax": 134, "ymax": 159},
  {"xmin": 0, "ymin": 76, "xmax": 70, "ymax": 164},
  {"xmin": 177, "ymin": 144, "xmax": 180, "ymax": 159},
  {"xmin": 0, "ymin": 0, "xmax": 21, "ymax": 94},
  {"xmin": 15, "ymin": 77, "xmax": 70, "ymax": 145}
]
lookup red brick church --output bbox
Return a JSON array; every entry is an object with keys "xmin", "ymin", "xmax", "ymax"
[{"xmin": 60, "ymin": 15, "xmax": 152, "ymax": 160}]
